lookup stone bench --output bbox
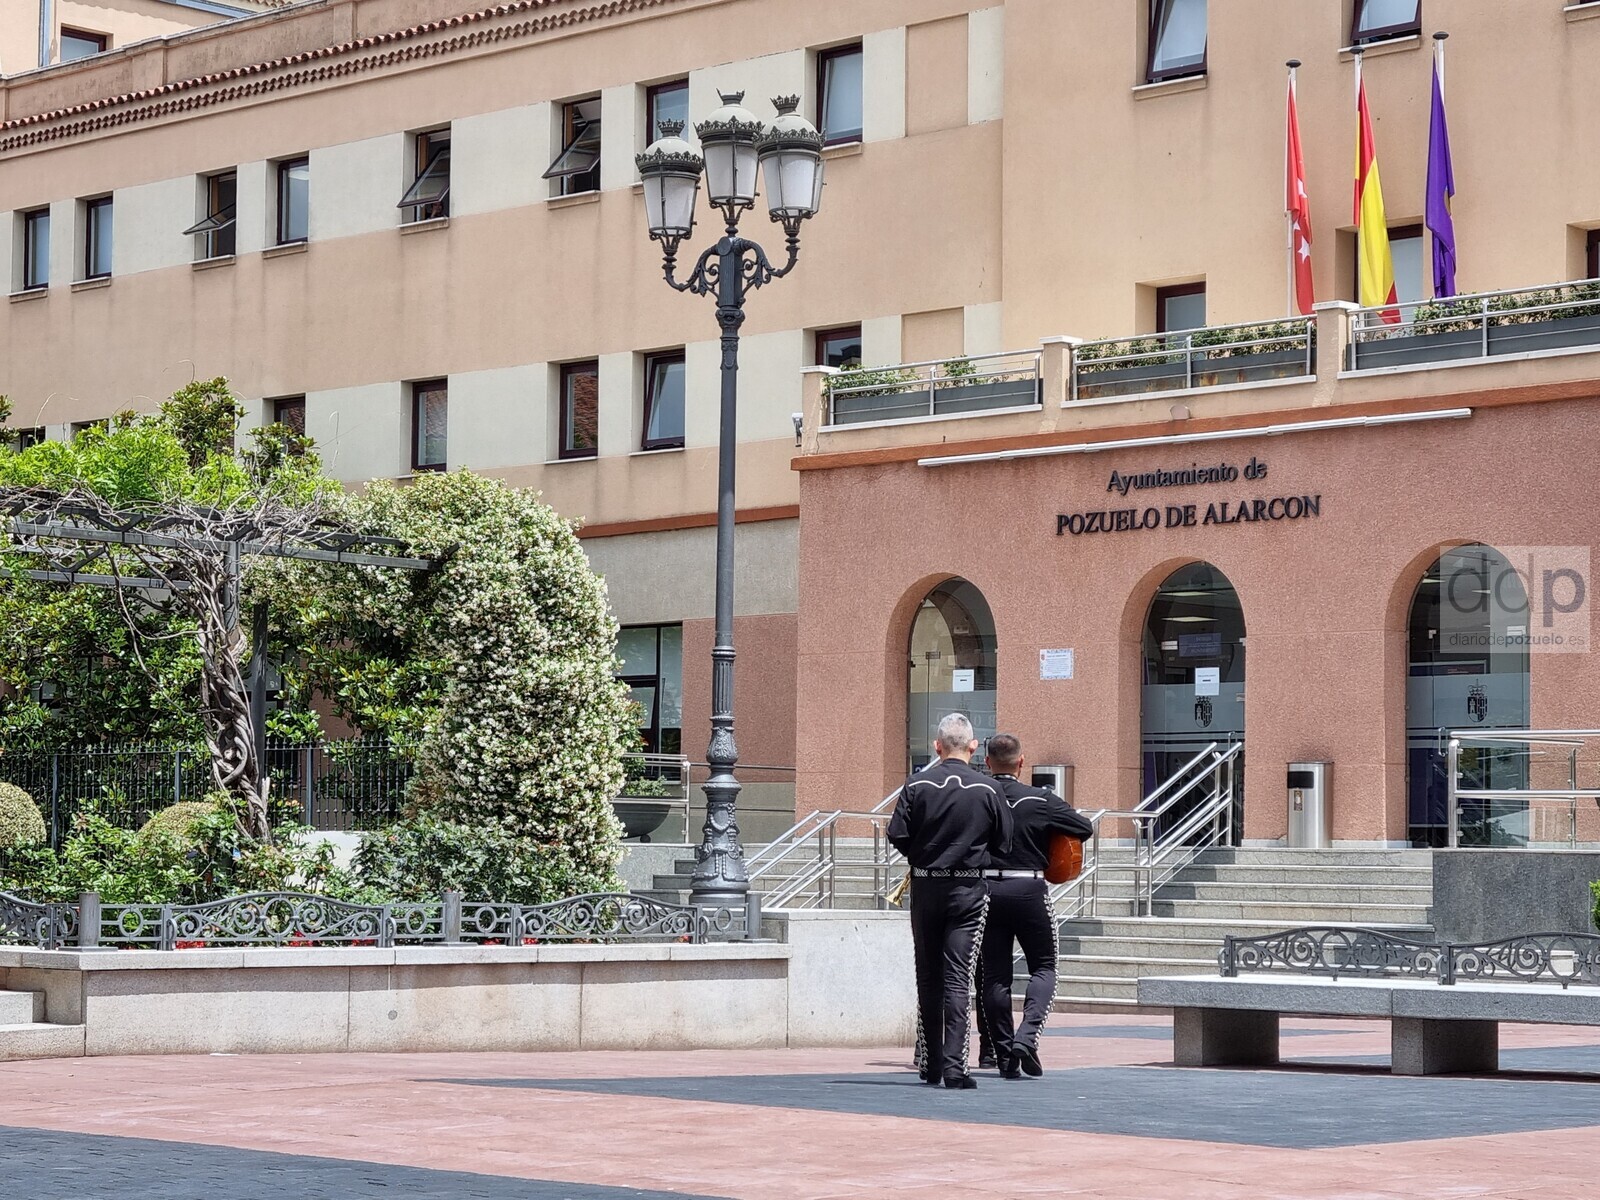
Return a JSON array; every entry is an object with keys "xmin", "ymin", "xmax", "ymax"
[{"xmin": 1136, "ymin": 972, "xmax": 1600, "ymax": 1075}]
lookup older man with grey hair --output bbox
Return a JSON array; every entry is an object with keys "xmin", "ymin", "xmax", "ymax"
[{"xmin": 887, "ymin": 712, "xmax": 1012, "ymax": 1090}]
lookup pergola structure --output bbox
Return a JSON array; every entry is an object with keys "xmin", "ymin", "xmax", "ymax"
[{"xmin": 0, "ymin": 486, "xmax": 439, "ymax": 839}]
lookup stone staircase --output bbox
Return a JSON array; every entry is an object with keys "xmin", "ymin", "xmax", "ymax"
[
  {"xmin": 0, "ymin": 987, "xmax": 83, "ymax": 1061},
  {"xmin": 642, "ymin": 842, "xmax": 892, "ymax": 910},
  {"xmin": 1052, "ymin": 846, "xmax": 1434, "ymax": 1008}
]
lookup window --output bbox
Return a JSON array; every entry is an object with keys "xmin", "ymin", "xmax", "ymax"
[
  {"xmin": 83, "ymin": 197, "xmax": 113, "ymax": 280},
  {"xmin": 817, "ymin": 44, "xmax": 864, "ymax": 145},
  {"xmin": 814, "ymin": 325, "xmax": 863, "ymax": 368},
  {"xmin": 1588, "ymin": 230, "xmax": 1599, "ymax": 281},
  {"xmin": 1156, "ymin": 283, "xmax": 1206, "ymax": 333},
  {"xmin": 642, "ymin": 351, "xmax": 686, "ymax": 451},
  {"xmin": 1388, "ymin": 224, "xmax": 1425, "ymax": 309},
  {"xmin": 183, "ymin": 172, "xmax": 237, "ymax": 260},
  {"xmin": 617, "ymin": 624, "xmax": 683, "ymax": 755},
  {"xmin": 59, "ymin": 28, "xmax": 108, "ymax": 62},
  {"xmin": 411, "ymin": 380, "xmax": 447, "ymax": 472},
  {"xmin": 646, "ymin": 80, "xmax": 689, "ymax": 142},
  {"xmin": 1351, "ymin": 0, "xmax": 1421, "ymax": 44},
  {"xmin": 8, "ymin": 427, "xmax": 45, "ymax": 452},
  {"xmin": 21, "ymin": 209, "xmax": 49, "ymax": 291},
  {"xmin": 271, "ymin": 396, "xmax": 306, "ymax": 438},
  {"xmin": 70, "ymin": 419, "xmax": 108, "ymax": 438},
  {"xmin": 559, "ymin": 360, "xmax": 600, "ymax": 459},
  {"xmin": 544, "ymin": 99, "xmax": 602, "ymax": 196},
  {"xmin": 276, "ymin": 157, "xmax": 310, "ymax": 245},
  {"xmin": 1147, "ymin": 0, "xmax": 1207, "ymax": 82},
  {"xmin": 399, "ymin": 130, "xmax": 451, "ymax": 223}
]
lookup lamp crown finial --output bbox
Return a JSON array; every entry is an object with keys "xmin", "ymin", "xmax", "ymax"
[
  {"xmin": 657, "ymin": 118, "xmax": 686, "ymax": 138},
  {"xmin": 772, "ymin": 94, "xmax": 800, "ymax": 115},
  {"xmin": 717, "ymin": 89, "xmax": 746, "ymax": 105}
]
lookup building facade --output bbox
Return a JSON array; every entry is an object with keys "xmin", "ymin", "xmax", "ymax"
[
  {"xmin": 1, "ymin": 0, "xmax": 275, "ymax": 77},
  {"xmin": 3, "ymin": 0, "xmax": 1600, "ymax": 845}
]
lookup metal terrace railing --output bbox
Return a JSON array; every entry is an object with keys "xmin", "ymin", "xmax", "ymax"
[
  {"xmin": 824, "ymin": 349, "xmax": 1042, "ymax": 427},
  {"xmin": 1070, "ymin": 318, "xmax": 1315, "ymax": 402},
  {"xmin": 1349, "ymin": 277, "xmax": 1600, "ymax": 371},
  {"xmin": 1444, "ymin": 729, "xmax": 1600, "ymax": 849}
]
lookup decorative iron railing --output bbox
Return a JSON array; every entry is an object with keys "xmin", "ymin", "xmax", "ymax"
[
  {"xmin": 1219, "ymin": 925, "xmax": 1600, "ymax": 989},
  {"xmin": 0, "ymin": 889, "xmax": 749, "ymax": 950},
  {"xmin": 1070, "ymin": 318, "xmax": 1315, "ymax": 402}
]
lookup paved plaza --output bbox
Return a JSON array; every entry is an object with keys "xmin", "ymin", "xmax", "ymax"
[{"xmin": 3, "ymin": 1015, "xmax": 1599, "ymax": 1198}]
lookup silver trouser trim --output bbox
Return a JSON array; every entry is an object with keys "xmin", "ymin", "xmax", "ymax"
[{"xmin": 959, "ymin": 892, "xmax": 992, "ymax": 1078}]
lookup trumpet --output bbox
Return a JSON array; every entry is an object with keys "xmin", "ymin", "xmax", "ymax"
[{"xmin": 886, "ymin": 872, "xmax": 911, "ymax": 907}]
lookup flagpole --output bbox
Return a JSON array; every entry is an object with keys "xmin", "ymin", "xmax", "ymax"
[
  {"xmin": 1286, "ymin": 59, "xmax": 1300, "ymax": 318},
  {"xmin": 1434, "ymin": 30, "xmax": 1447, "ymax": 99},
  {"xmin": 1352, "ymin": 48, "xmax": 1363, "ymax": 308},
  {"xmin": 1433, "ymin": 30, "xmax": 1449, "ymax": 299}
]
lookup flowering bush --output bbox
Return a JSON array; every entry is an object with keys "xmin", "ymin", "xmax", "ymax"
[{"xmin": 0, "ymin": 783, "xmax": 46, "ymax": 849}]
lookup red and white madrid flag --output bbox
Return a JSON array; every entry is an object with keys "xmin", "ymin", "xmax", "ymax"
[{"xmin": 1286, "ymin": 68, "xmax": 1315, "ymax": 315}]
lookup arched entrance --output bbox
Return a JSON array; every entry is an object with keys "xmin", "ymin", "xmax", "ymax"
[
  {"xmin": 1406, "ymin": 545, "xmax": 1531, "ymax": 846},
  {"xmin": 1141, "ymin": 562, "xmax": 1245, "ymax": 840},
  {"xmin": 906, "ymin": 578, "xmax": 997, "ymax": 772}
]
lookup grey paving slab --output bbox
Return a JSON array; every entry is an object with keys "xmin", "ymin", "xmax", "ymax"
[
  {"xmin": 1041, "ymin": 1023, "xmax": 1358, "ymax": 1040},
  {"xmin": 0, "ymin": 1126, "xmax": 732, "ymax": 1200},
  {"xmin": 1306, "ymin": 1044, "xmax": 1600, "ymax": 1074},
  {"xmin": 443, "ymin": 1066, "xmax": 1600, "ymax": 1149}
]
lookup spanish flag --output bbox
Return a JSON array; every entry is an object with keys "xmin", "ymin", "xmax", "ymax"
[{"xmin": 1353, "ymin": 67, "xmax": 1399, "ymax": 323}]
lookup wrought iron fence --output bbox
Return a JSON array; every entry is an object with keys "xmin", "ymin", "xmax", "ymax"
[
  {"xmin": 0, "ymin": 738, "xmax": 412, "ymax": 843},
  {"xmin": 1219, "ymin": 925, "xmax": 1600, "ymax": 989},
  {"xmin": 0, "ymin": 889, "xmax": 752, "ymax": 950}
]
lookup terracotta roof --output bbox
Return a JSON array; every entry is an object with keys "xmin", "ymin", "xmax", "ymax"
[{"xmin": 1, "ymin": 0, "xmax": 670, "ymax": 138}]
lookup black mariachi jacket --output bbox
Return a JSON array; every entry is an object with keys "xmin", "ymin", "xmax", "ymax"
[
  {"xmin": 886, "ymin": 758, "xmax": 1013, "ymax": 871},
  {"xmin": 986, "ymin": 775, "xmax": 1094, "ymax": 873}
]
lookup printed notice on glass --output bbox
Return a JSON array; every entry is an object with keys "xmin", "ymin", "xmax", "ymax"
[
  {"xmin": 951, "ymin": 668, "xmax": 975, "ymax": 693},
  {"xmin": 1039, "ymin": 649, "xmax": 1075, "ymax": 681},
  {"xmin": 1194, "ymin": 667, "xmax": 1220, "ymax": 697}
]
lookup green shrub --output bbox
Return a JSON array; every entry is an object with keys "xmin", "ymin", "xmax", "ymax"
[
  {"xmin": 0, "ymin": 783, "xmax": 47, "ymax": 849},
  {"xmin": 1591, "ymin": 880, "xmax": 1599, "ymax": 933},
  {"xmin": 353, "ymin": 816, "xmax": 582, "ymax": 905},
  {"xmin": 137, "ymin": 801, "xmax": 218, "ymax": 848}
]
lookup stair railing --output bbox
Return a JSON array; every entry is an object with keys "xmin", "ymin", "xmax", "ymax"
[
  {"xmin": 750, "ymin": 788, "xmax": 904, "ymax": 910},
  {"xmin": 1133, "ymin": 741, "xmax": 1242, "ymax": 915}
]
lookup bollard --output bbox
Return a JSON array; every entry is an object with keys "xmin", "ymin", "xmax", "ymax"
[
  {"xmin": 442, "ymin": 891, "xmax": 463, "ymax": 944},
  {"xmin": 743, "ymin": 892, "xmax": 763, "ymax": 942},
  {"xmin": 77, "ymin": 892, "xmax": 101, "ymax": 951}
]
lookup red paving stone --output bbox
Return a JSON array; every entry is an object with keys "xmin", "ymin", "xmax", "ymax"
[{"xmin": 2, "ymin": 1015, "xmax": 1599, "ymax": 1198}]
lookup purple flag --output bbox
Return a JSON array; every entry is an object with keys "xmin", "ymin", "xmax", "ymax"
[{"xmin": 1426, "ymin": 60, "xmax": 1457, "ymax": 297}]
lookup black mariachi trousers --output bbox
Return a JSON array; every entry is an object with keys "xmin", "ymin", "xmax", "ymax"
[
  {"xmin": 979, "ymin": 876, "xmax": 1058, "ymax": 1060},
  {"xmin": 909, "ymin": 876, "xmax": 989, "ymax": 1081}
]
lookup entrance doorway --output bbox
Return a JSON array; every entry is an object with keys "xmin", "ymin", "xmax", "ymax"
[
  {"xmin": 906, "ymin": 578, "xmax": 997, "ymax": 772},
  {"xmin": 1141, "ymin": 562, "xmax": 1245, "ymax": 841},
  {"xmin": 1406, "ymin": 545, "xmax": 1531, "ymax": 846}
]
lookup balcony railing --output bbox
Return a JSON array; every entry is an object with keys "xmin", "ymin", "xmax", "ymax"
[
  {"xmin": 1070, "ymin": 318, "xmax": 1316, "ymax": 403},
  {"xmin": 1349, "ymin": 278, "xmax": 1600, "ymax": 371},
  {"xmin": 824, "ymin": 348, "xmax": 1042, "ymax": 427}
]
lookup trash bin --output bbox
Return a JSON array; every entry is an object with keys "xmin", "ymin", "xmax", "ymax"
[
  {"xmin": 1031, "ymin": 764, "xmax": 1075, "ymax": 807},
  {"xmin": 1287, "ymin": 762, "xmax": 1331, "ymax": 848}
]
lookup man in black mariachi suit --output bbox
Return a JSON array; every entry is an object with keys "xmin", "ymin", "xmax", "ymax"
[
  {"xmin": 888, "ymin": 712, "xmax": 1013, "ymax": 1090},
  {"xmin": 978, "ymin": 733, "xmax": 1093, "ymax": 1079}
]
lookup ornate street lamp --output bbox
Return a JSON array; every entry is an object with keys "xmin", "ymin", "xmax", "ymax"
[{"xmin": 637, "ymin": 92, "xmax": 824, "ymax": 906}]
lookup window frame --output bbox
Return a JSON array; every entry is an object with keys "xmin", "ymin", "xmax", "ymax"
[
  {"xmin": 1350, "ymin": 0, "xmax": 1422, "ymax": 46},
  {"xmin": 271, "ymin": 395, "xmax": 306, "ymax": 439},
  {"xmin": 1155, "ymin": 282, "xmax": 1207, "ymax": 334},
  {"xmin": 544, "ymin": 98, "xmax": 603, "ymax": 196},
  {"xmin": 399, "ymin": 129, "xmax": 452, "ymax": 223},
  {"xmin": 276, "ymin": 156, "xmax": 310, "ymax": 246},
  {"xmin": 558, "ymin": 360, "xmax": 601, "ymax": 461},
  {"xmin": 83, "ymin": 196, "xmax": 113, "ymax": 281},
  {"xmin": 816, "ymin": 43, "xmax": 865, "ymax": 147},
  {"xmin": 21, "ymin": 208, "xmax": 50, "ymax": 291},
  {"xmin": 410, "ymin": 379, "xmax": 448, "ymax": 473},
  {"xmin": 1146, "ymin": 0, "xmax": 1209, "ymax": 84},
  {"xmin": 59, "ymin": 27, "xmax": 108, "ymax": 62},
  {"xmin": 641, "ymin": 350, "xmax": 687, "ymax": 452},
  {"xmin": 645, "ymin": 79, "xmax": 689, "ymax": 143},
  {"xmin": 182, "ymin": 171, "xmax": 237, "ymax": 260},
  {"xmin": 1587, "ymin": 230, "xmax": 1599, "ymax": 282},
  {"xmin": 8, "ymin": 427, "xmax": 46, "ymax": 453},
  {"xmin": 617, "ymin": 623, "xmax": 684, "ymax": 757},
  {"xmin": 814, "ymin": 324, "xmax": 864, "ymax": 368}
]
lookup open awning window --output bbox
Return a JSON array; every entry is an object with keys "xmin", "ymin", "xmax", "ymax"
[
  {"xmin": 542, "ymin": 99, "xmax": 602, "ymax": 181},
  {"xmin": 399, "ymin": 132, "xmax": 452, "ymax": 219},
  {"xmin": 180, "ymin": 206, "xmax": 235, "ymax": 237}
]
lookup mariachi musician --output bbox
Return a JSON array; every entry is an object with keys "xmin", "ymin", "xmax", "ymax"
[{"xmin": 977, "ymin": 732, "xmax": 1093, "ymax": 1079}]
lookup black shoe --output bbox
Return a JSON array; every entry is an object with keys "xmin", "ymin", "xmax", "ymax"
[
  {"xmin": 1015, "ymin": 1044, "xmax": 1043, "ymax": 1077},
  {"xmin": 943, "ymin": 1074, "xmax": 978, "ymax": 1090},
  {"xmin": 978, "ymin": 1052, "xmax": 997, "ymax": 1070},
  {"xmin": 920, "ymin": 1067, "xmax": 939, "ymax": 1085},
  {"xmin": 999, "ymin": 1057, "xmax": 1022, "ymax": 1080}
]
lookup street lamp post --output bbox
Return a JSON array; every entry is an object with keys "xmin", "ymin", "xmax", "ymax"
[{"xmin": 636, "ymin": 93, "xmax": 824, "ymax": 906}]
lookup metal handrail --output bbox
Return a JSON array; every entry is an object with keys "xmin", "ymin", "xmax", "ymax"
[
  {"xmin": 825, "ymin": 349, "xmax": 1044, "ymax": 427},
  {"xmin": 825, "ymin": 348, "xmax": 1043, "ymax": 397},
  {"xmin": 1445, "ymin": 728, "xmax": 1600, "ymax": 849},
  {"xmin": 1070, "ymin": 319, "xmax": 1316, "ymax": 402},
  {"xmin": 1352, "ymin": 275, "xmax": 1600, "ymax": 333},
  {"xmin": 1135, "ymin": 742, "xmax": 1241, "ymax": 915}
]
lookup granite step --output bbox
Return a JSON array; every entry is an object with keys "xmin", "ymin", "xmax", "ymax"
[{"xmin": 0, "ymin": 1023, "xmax": 85, "ymax": 1062}]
